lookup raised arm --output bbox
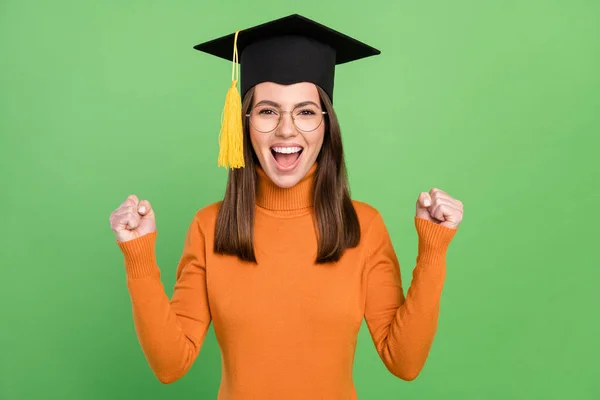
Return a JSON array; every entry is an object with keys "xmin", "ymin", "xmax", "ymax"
[
  {"xmin": 117, "ymin": 214, "xmax": 212, "ymax": 383},
  {"xmin": 363, "ymin": 213, "xmax": 457, "ymax": 381}
]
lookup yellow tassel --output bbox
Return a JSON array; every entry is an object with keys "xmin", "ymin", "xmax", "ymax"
[{"xmin": 218, "ymin": 30, "xmax": 244, "ymax": 169}]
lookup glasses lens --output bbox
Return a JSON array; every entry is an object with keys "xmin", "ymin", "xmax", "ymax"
[
  {"xmin": 249, "ymin": 104, "xmax": 325, "ymax": 132},
  {"xmin": 249, "ymin": 105, "xmax": 279, "ymax": 132},
  {"xmin": 293, "ymin": 104, "xmax": 323, "ymax": 131}
]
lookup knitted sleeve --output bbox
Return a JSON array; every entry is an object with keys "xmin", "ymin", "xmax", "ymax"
[
  {"xmin": 117, "ymin": 214, "xmax": 211, "ymax": 384},
  {"xmin": 363, "ymin": 212, "xmax": 457, "ymax": 380}
]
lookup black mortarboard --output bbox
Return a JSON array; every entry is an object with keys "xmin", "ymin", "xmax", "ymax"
[
  {"xmin": 192, "ymin": 14, "xmax": 380, "ymax": 169},
  {"xmin": 194, "ymin": 14, "xmax": 380, "ymax": 101}
]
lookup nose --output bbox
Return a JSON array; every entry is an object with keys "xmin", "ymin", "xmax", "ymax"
[{"xmin": 275, "ymin": 111, "xmax": 297, "ymax": 138}]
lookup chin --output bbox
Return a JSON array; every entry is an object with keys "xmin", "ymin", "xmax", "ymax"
[
  {"xmin": 269, "ymin": 173, "xmax": 302, "ymax": 188},
  {"xmin": 266, "ymin": 165, "xmax": 307, "ymax": 188}
]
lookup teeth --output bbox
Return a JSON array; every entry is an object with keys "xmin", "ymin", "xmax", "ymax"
[{"xmin": 272, "ymin": 146, "xmax": 302, "ymax": 154}]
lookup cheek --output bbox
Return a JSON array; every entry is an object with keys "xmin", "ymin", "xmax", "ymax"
[
  {"xmin": 310, "ymin": 128, "xmax": 325, "ymax": 153},
  {"xmin": 249, "ymin": 129, "xmax": 264, "ymax": 155}
]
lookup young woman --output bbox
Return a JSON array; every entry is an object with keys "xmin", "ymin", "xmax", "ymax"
[{"xmin": 109, "ymin": 14, "xmax": 464, "ymax": 399}]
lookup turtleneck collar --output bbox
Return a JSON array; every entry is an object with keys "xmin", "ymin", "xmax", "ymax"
[{"xmin": 256, "ymin": 162, "xmax": 317, "ymax": 212}]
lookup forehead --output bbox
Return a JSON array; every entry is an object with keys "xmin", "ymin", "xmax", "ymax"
[{"xmin": 253, "ymin": 82, "xmax": 319, "ymax": 105}]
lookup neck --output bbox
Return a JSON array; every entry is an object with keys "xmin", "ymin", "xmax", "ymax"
[{"xmin": 255, "ymin": 163, "xmax": 317, "ymax": 212}]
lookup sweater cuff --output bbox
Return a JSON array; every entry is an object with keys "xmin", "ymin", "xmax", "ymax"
[
  {"xmin": 116, "ymin": 231, "xmax": 160, "ymax": 278},
  {"xmin": 414, "ymin": 217, "xmax": 457, "ymax": 264}
]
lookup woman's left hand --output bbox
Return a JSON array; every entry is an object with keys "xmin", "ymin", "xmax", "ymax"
[{"xmin": 416, "ymin": 188, "xmax": 464, "ymax": 229}]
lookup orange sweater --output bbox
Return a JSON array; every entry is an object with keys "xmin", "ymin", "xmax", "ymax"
[{"xmin": 117, "ymin": 163, "xmax": 457, "ymax": 399}]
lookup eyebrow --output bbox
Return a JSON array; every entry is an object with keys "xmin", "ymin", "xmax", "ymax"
[{"xmin": 254, "ymin": 100, "xmax": 320, "ymax": 108}]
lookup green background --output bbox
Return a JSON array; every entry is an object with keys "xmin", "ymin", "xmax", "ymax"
[{"xmin": 1, "ymin": 0, "xmax": 599, "ymax": 399}]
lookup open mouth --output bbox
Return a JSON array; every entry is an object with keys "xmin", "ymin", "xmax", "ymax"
[{"xmin": 270, "ymin": 146, "xmax": 304, "ymax": 169}]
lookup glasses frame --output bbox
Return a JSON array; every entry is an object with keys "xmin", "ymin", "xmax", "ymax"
[{"xmin": 245, "ymin": 104, "xmax": 328, "ymax": 133}]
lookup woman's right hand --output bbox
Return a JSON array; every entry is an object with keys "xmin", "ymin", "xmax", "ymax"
[{"xmin": 109, "ymin": 194, "xmax": 156, "ymax": 243}]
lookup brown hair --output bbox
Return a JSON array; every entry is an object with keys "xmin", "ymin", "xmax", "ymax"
[{"xmin": 214, "ymin": 85, "xmax": 360, "ymax": 264}]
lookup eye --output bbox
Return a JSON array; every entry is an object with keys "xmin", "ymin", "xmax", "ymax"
[
  {"xmin": 258, "ymin": 107, "xmax": 278, "ymax": 115},
  {"xmin": 296, "ymin": 108, "xmax": 317, "ymax": 116}
]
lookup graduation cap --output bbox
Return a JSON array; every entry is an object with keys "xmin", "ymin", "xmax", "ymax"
[{"xmin": 193, "ymin": 14, "xmax": 380, "ymax": 169}]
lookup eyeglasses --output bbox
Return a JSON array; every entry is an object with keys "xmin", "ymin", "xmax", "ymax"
[{"xmin": 246, "ymin": 103, "xmax": 327, "ymax": 133}]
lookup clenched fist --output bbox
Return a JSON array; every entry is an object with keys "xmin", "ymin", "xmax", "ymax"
[
  {"xmin": 416, "ymin": 188, "xmax": 463, "ymax": 229},
  {"xmin": 109, "ymin": 194, "xmax": 156, "ymax": 243}
]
